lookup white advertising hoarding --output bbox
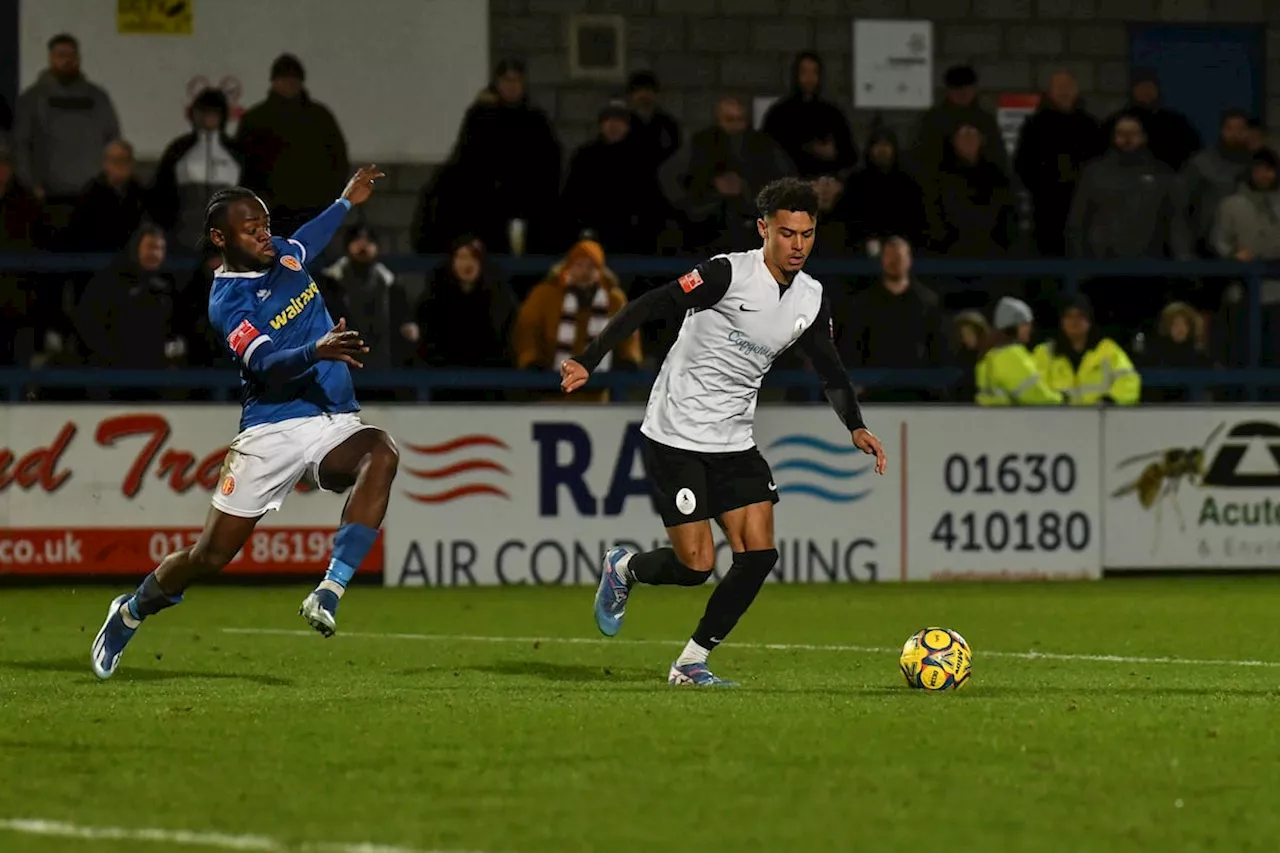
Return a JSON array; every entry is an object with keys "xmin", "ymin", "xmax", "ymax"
[
  {"xmin": 902, "ymin": 409, "xmax": 1101, "ymax": 581},
  {"xmin": 19, "ymin": 0, "xmax": 488, "ymax": 161},
  {"xmin": 10, "ymin": 404, "xmax": 1225, "ymax": 581},
  {"xmin": 1102, "ymin": 408, "xmax": 1280, "ymax": 569},
  {"xmin": 0, "ymin": 405, "xmax": 382, "ymax": 577},
  {"xmin": 380, "ymin": 406, "xmax": 1104, "ymax": 586}
]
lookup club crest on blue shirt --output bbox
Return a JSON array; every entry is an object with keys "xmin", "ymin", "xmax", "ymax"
[{"xmin": 281, "ymin": 255, "xmax": 303, "ymax": 272}]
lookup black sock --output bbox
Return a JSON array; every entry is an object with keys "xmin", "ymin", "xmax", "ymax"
[
  {"xmin": 692, "ymin": 549, "xmax": 778, "ymax": 650},
  {"xmin": 129, "ymin": 571, "xmax": 183, "ymax": 619},
  {"xmin": 627, "ymin": 548, "xmax": 711, "ymax": 586}
]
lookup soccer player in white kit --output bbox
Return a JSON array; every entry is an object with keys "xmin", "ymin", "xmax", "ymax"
[{"xmin": 560, "ymin": 178, "xmax": 888, "ymax": 686}]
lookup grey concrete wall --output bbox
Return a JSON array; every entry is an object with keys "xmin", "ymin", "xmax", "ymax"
[{"xmin": 491, "ymin": 0, "xmax": 1280, "ymax": 153}]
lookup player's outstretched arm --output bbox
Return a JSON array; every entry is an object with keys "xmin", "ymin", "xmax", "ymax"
[
  {"xmin": 797, "ymin": 302, "xmax": 887, "ymax": 475},
  {"xmin": 564, "ymin": 258, "xmax": 733, "ymax": 393},
  {"xmin": 288, "ymin": 165, "xmax": 386, "ymax": 263}
]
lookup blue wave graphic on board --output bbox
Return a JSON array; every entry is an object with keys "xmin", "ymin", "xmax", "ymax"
[
  {"xmin": 766, "ymin": 434, "xmax": 875, "ymax": 503},
  {"xmin": 774, "ymin": 459, "xmax": 871, "ymax": 480},
  {"xmin": 767, "ymin": 435, "xmax": 861, "ymax": 455},
  {"xmin": 776, "ymin": 484, "xmax": 872, "ymax": 503}
]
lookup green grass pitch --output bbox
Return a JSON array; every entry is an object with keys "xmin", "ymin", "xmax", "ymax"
[{"xmin": 2, "ymin": 578, "xmax": 1279, "ymax": 853}]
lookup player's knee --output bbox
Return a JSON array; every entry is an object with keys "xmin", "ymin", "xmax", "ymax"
[
  {"xmin": 675, "ymin": 547, "xmax": 716, "ymax": 574},
  {"xmin": 367, "ymin": 435, "xmax": 399, "ymax": 480},
  {"xmin": 674, "ymin": 561, "xmax": 713, "ymax": 585},
  {"xmin": 188, "ymin": 541, "xmax": 237, "ymax": 573}
]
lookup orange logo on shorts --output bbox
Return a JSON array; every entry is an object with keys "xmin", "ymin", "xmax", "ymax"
[
  {"xmin": 281, "ymin": 255, "xmax": 302, "ymax": 271},
  {"xmin": 220, "ymin": 475, "xmax": 236, "ymax": 495}
]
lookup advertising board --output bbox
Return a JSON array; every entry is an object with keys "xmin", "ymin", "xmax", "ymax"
[{"xmin": 0, "ymin": 406, "xmax": 382, "ymax": 576}]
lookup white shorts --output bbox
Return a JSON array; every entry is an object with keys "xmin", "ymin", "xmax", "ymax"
[{"xmin": 212, "ymin": 412, "xmax": 377, "ymax": 518}]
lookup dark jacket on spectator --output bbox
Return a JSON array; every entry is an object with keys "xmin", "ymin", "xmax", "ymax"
[
  {"xmin": 1185, "ymin": 144, "xmax": 1254, "ymax": 249},
  {"xmin": 1014, "ymin": 97, "xmax": 1104, "ymax": 256},
  {"xmin": 13, "ymin": 69, "xmax": 119, "ymax": 197},
  {"xmin": 925, "ymin": 148, "xmax": 1016, "ymax": 258},
  {"xmin": 1102, "ymin": 103, "xmax": 1201, "ymax": 172},
  {"xmin": 76, "ymin": 240, "xmax": 177, "ymax": 369},
  {"xmin": 415, "ymin": 248, "xmax": 517, "ymax": 369},
  {"xmin": 562, "ymin": 134, "xmax": 663, "ymax": 254},
  {"xmin": 913, "ymin": 99, "xmax": 1008, "ymax": 179},
  {"xmin": 1067, "ymin": 148, "xmax": 1192, "ymax": 259},
  {"xmin": 318, "ymin": 257, "xmax": 413, "ymax": 370},
  {"xmin": 66, "ymin": 174, "xmax": 150, "ymax": 253},
  {"xmin": 761, "ymin": 54, "xmax": 857, "ymax": 180},
  {"xmin": 152, "ymin": 90, "xmax": 244, "ymax": 251},
  {"xmin": 839, "ymin": 278, "xmax": 949, "ymax": 401},
  {"xmin": 629, "ymin": 108, "xmax": 681, "ymax": 170},
  {"xmin": 0, "ymin": 177, "xmax": 41, "ymax": 361},
  {"xmin": 1138, "ymin": 302, "xmax": 1213, "ymax": 402},
  {"xmin": 840, "ymin": 279, "xmax": 948, "ymax": 369},
  {"xmin": 446, "ymin": 90, "xmax": 562, "ymax": 254},
  {"xmin": 235, "ymin": 89, "xmax": 348, "ymax": 214},
  {"xmin": 661, "ymin": 126, "xmax": 793, "ymax": 252},
  {"xmin": 836, "ymin": 127, "xmax": 927, "ymax": 249}
]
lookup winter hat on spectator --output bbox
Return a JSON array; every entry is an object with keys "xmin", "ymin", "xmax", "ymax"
[
  {"xmin": 1059, "ymin": 293, "xmax": 1094, "ymax": 321},
  {"xmin": 598, "ymin": 100, "xmax": 630, "ymax": 123},
  {"xmin": 344, "ymin": 224, "xmax": 379, "ymax": 248},
  {"xmin": 943, "ymin": 65, "xmax": 978, "ymax": 90},
  {"xmin": 271, "ymin": 54, "xmax": 305, "ymax": 82},
  {"xmin": 1130, "ymin": 67, "xmax": 1159, "ymax": 87},
  {"xmin": 994, "ymin": 297, "xmax": 1034, "ymax": 333},
  {"xmin": 1251, "ymin": 147, "xmax": 1279, "ymax": 170},
  {"xmin": 564, "ymin": 239, "xmax": 605, "ymax": 271},
  {"xmin": 188, "ymin": 88, "xmax": 229, "ymax": 123},
  {"xmin": 627, "ymin": 70, "xmax": 659, "ymax": 94}
]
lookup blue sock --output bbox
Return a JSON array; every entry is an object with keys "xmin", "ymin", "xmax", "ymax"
[
  {"xmin": 323, "ymin": 523, "xmax": 379, "ymax": 588},
  {"xmin": 128, "ymin": 571, "xmax": 183, "ymax": 620}
]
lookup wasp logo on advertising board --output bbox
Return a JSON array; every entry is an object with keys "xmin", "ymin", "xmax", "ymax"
[{"xmin": 1110, "ymin": 420, "xmax": 1280, "ymax": 560}]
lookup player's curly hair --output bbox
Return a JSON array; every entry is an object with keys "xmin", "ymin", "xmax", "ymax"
[
  {"xmin": 199, "ymin": 187, "xmax": 260, "ymax": 252},
  {"xmin": 756, "ymin": 177, "xmax": 819, "ymax": 220}
]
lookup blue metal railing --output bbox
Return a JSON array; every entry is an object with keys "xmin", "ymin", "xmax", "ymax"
[
  {"xmin": 3, "ymin": 253, "xmax": 1279, "ymax": 401},
  {"xmin": 0, "ymin": 367, "xmax": 1271, "ymax": 404}
]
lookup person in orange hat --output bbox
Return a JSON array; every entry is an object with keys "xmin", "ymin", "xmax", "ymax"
[{"xmin": 513, "ymin": 239, "xmax": 641, "ymax": 400}]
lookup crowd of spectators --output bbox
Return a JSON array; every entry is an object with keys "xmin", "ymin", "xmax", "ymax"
[{"xmin": 0, "ymin": 32, "xmax": 1276, "ymax": 401}]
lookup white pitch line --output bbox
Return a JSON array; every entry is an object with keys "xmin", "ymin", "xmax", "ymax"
[
  {"xmin": 220, "ymin": 627, "xmax": 1280, "ymax": 669},
  {"xmin": 0, "ymin": 818, "xmax": 489, "ymax": 853}
]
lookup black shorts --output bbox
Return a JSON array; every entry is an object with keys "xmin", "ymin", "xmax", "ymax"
[{"xmin": 642, "ymin": 436, "xmax": 779, "ymax": 528}]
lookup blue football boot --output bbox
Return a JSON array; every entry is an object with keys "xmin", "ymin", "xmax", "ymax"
[
  {"xmin": 593, "ymin": 546, "xmax": 634, "ymax": 637},
  {"xmin": 668, "ymin": 660, "xmax": 737, "ymax": 687},
  {"xmin": 91, "ymin": 594, "xmax": 138, "ymax": 680},
  {"xmin": 299, "ymin": 588, "xmax": 341, "ymax": 638}
]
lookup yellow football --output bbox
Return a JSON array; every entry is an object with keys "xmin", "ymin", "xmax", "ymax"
[{"xmin": 900, "ymin": 627, "xmax": 972, "ymax": 691}]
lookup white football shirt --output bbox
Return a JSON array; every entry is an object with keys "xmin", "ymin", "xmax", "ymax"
[{"xmin": 576, "ymin": 249, "xmax": 865, "ymax": 454}]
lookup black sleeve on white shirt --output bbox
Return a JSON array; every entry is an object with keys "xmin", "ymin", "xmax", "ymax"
[
  {"xmin": 575, "ymin": 257, "xmax": 733, "ymax": 371},
  {"xmin": 797, "ymin": 297, "xmax": 867, "ymax": 432}
]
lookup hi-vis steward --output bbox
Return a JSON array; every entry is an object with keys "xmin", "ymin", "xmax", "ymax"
[{"xmin": 6, "ymin": 404, "xmax": 1278, "ymax": 579}]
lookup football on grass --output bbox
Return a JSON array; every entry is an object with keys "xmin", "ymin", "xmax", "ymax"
[{"xmin": 900, "ymin": 627, "xmax": 972, "ymax": 690}]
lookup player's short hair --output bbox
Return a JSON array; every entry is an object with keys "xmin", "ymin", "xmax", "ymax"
[
  {"xmin": 756, "ymin": 178, "xmax": 819, "ymax": 221},
  {"xmin": 201, "ymin": 187, "xmax": 261, "ymax": 252},
  {"xmin": 48, "ymin": 33, "xmax": 78, "ymax": 52}
]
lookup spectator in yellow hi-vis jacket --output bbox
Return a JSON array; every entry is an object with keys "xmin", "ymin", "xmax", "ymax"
[
  {"xmin": 975, "ymin": 297, "xmax": 1064, "ymax": 406},
  {"xmin": 1032, "ymin": 295, "xmax": 1140, "ymax": 405}
]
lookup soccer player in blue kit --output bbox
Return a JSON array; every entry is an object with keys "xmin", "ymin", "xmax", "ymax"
[{"xmin": 92, "ymin": 165, "xmax": 398, "ymax": 680}]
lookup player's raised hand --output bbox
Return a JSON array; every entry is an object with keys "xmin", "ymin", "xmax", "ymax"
[
  {"xmin": 315, "ymin": 317, "xmax": 369, "ymax": 368},
  {"xmin": 342, "ymin": 165, "xmax": 386, "ymax": 206},
  {"xmin": 852, "ymin": 428, "xmax": 888, "ymax": 475},
  {"xmin": 560, "ymin": 359, "xmax": 589, "ymax": 394}
]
